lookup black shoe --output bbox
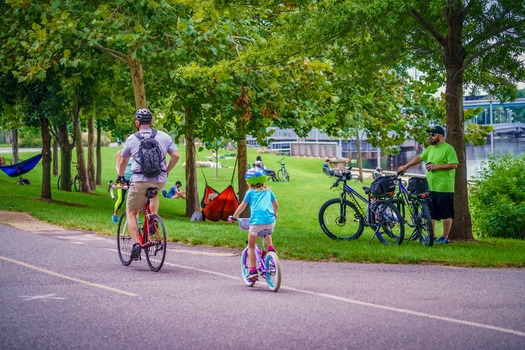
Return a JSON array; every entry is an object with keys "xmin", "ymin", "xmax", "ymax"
[{"xmin": 130, "ymin": 243, "xmax": 141, "ymax": 260}]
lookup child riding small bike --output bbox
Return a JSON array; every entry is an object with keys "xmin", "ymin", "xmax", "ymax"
[{"xmin": 229, "ymin": 168, "xmax": 279, "ymax": 282}]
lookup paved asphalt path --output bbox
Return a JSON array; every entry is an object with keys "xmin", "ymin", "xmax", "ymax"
[{"xmin": 1, "ymin": 223, "xmax": 524, "ymax": 350}]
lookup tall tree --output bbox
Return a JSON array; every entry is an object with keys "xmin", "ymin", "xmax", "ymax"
[{"xmin": 232, "ymin": 0, "xmax": 525, "ymax": 240}]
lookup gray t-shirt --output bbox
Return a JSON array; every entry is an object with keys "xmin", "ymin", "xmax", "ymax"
[{"xmin": 121, "ymin": 128, "xmax": 178, "ymax": 183}]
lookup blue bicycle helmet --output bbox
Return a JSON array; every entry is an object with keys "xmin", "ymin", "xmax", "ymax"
[
  {"xmin": 245, "ymin": 168, "xmax": 266, "ymax": 185},
  {"xmin": 135, "ymin": 108, "xmax": 153, "ymax": 124}
]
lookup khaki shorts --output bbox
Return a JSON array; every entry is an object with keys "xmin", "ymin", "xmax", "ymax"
[
  {"xmin": 126, "ymin": 181, "xmax": 165, "ymax": 212},
  {"xmin": 248, "ymin": 222, "xmax": 275, "ymax": 237}
]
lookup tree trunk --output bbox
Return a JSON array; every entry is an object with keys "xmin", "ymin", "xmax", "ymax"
[
  {"xmin": 356, "ymin": 130, "xmax": 364, "ymax": 182},
  {"xmin": 73, "ymin": 100, "xmax": 90, "ymax": 193},
  {"xmin": 444, "ymin": 8, "xmax": 473, "ymax": 241},
  {"xmin": 96, "ymin": 121, "xmax": 102, "ymax": 185},
  {"xmin": 237, "ymin": 138, "xmax": 249, "ymax": 218},
  {"xmin": 184, "ymin": 107, "xmax": 200, "ymax": 217},
  {"xmin": 130, "ymin": 58, "xmax": 147, "ymax": 109},
  {"xmin": 87, "ymin": 115, "xmax": 96, "ymax": 190},
  {"xmin": 56, "ymin": 122, "xmax": 74, "ymax": 191},
  {"xmin": 52, "ymin": 139, "xmax": 58, "ymax": 176},
  {"xmin": 10, "ymin": 129, "xmax": 19, "ymax": 164},
  {"xmin": 40, "ymin": 117, "xmax": 52, "ymax": 201}
]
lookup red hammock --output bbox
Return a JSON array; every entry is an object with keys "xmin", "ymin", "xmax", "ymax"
[
  {"xmin": 202, "ymin": 184, "xmax": 239, "ymax": 222},
  {"xmin": 198, "ymin": 152, "xmax": 239, "ymax": 222}
]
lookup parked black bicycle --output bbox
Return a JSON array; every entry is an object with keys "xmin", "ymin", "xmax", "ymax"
[
  {"xmin": 390, "ymin": 171, "xmax": 434, "ymax": 246},
  {"xmin": 276, "ymin": 158, "xmax": 289, "ymax": 182},
  {"xmin": 318, "ymin": 169, "xmax": 404, "ymax": 245}
]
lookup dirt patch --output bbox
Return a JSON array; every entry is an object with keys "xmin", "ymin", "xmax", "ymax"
[{"xmin": 0, "ymin": 210, "xmax": 67, "ymax": 233}]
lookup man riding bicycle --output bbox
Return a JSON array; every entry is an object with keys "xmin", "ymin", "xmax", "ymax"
[{"xmin": 117, "ymin": 109, "xmax": 180, "ymax": 260}]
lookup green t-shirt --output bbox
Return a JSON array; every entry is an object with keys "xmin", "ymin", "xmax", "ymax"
[{"xmin": 420, "ymin": 142, "xmax": 458, "ymax": 193}]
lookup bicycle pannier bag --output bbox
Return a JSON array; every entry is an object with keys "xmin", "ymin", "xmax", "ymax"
[
  {"xmin": 134, "ymin": 129, "xmax": 164, "ymax": 178},
  {"xmin": 370, "ymin": 176, "xmax": 395, "ymax": 198},
  {"xmin": 408, "ymin": 177, "xmax": 429, "ymax": 197}
]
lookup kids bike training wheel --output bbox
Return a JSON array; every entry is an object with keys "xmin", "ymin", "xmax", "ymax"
[
  {"xmin": 318, "ymin": 198, "xmax": 365, "ymax": 240},
  {"xmin": 240, "ymin": 248, "xmax": 256, "ymax": 287},
  {"xmin": 265, "ymin": 251, "xmax": 282, "ymax": 292},
  {"xmin": 374, "ymin": 200, "xmax": 405, "ymax": 245},
  {"xmin": 117, "ymin": 212, "xmax": 133, "ymax": 266},
  {"xmin": 145, "ymin": 214, "xmax": 167, "ymax": 272}
]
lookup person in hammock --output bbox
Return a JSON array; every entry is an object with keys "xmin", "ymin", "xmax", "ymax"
[{"xmin": 229, "ymin": 168, "xmax": 279, "ymax": 282}]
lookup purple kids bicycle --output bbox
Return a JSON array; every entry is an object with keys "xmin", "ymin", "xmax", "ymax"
[{"xmin": 233, "ymin": 218, "xmax": 282, "ymax": 292}]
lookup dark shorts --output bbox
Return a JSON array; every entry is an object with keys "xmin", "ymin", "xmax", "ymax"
[{"xmin": 429, "ymin": 192, "xmax": 454, "ymax": 220}]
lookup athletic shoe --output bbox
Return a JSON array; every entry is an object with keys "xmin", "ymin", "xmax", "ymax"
[
  {"xmin": 247, "ymin": 269, "xmax": 258, "ymax": 282},
  {"xmin": 161, "ymin": 190, "xmax": 168, "ymax": 198},
  {"xmin": 436, "ymin": 236, "xmax": 450, "ymax": 245},
  {"xmin": 268, "ymin": 246, "xmax": 276, "ymax": 252},
  {"xmin": 130, "ymin": 243, "xmax": 141, "ymax": 260},
  {"xmin": 112, "ymin": 215, "xmax": 118, "ymax": 223}
]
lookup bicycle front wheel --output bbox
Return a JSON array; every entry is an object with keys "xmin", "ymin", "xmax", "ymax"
[
  {"xmin": 145, "ymin": 214, "xmax": 167, "ymax": 272},
  {"xmin": 117, "ymin": 212, "xmax": 133, "ymax": 266},
  {"xmin": 414, "ymin": 201, "xmax": 434, "ymax": 246},
  {"xmin": 240, "ymin": 248, "xmax": 256, "ymax": 287},
  {"xmin": 374, "ymin": 200, "xmax": 405, "ymax": 245},
  {"xmin": 276, "ymin": 169, "xmax": 283, "ymax": 182},
  {"xmin": 265, "ymin": 251, "xmax": 281, "ymax": 292},
  {"xmin": 318, "ymin": 198, "xmax": 364, "ymax": 240}
]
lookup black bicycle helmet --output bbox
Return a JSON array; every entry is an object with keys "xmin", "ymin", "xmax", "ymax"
[{"xmin": 135, "ymin": 108, "xmax": 153, "ymax": 124}]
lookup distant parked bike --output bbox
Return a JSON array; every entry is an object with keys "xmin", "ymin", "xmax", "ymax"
[
  {"xmin": 276, "ymin": 158, "xmax": 290, "ymax": 182},
  {"xmin": 57, "ymin": 162, "xmax": 79, "ymax": 192}
]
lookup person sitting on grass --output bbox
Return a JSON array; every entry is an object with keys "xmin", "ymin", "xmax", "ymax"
[{"xmin": 162, "ymin": 180, "xmax": 186, "ymax": 200}]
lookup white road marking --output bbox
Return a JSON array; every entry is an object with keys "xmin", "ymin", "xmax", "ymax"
[
  {"xmin": 20, "ymin": 294, "xmax": 66, "ymax": 301},
  {"xmin": 0, "ymin": 255, "xmax": 137, "ymax": 297}
]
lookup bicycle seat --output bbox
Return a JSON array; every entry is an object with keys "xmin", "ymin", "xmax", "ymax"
[
  {"xmin": 146, "ymin": 187, "xmax": 158, "ymax": 199},
  {"xmin": 363, "ymin": 186, "xmax": 371, "ymax": 194}
]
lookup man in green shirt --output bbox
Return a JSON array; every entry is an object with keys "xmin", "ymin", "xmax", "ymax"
[{"xmin": 398, "ymin": 126, "xmax": 459, "ymax": 244}]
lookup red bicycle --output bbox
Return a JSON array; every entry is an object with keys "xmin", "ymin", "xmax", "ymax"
[{"xmin": 110, "ymin": 185, "xmax": 167, "ymax": 272}]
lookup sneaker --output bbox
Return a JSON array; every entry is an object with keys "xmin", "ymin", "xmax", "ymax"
[
  {"xmin": 247, "ymin": 268, "xmax": 258, "ymax": 282},
  {"xmin": 436, "ymin": 236, "xmax": 450, "ymax": 245},
  {"xmin": 112, "ymin": 214, "xmax": 118, "ymax": 223},
  {"xmin": 161, "ymin": 190, "xmax": 168, "ymax": 198},
  {"xmin": 130, "ymin": 243, "xmax": 141, "ymax": 260},
  {"xmin": 268, "ymin": 246, "xmax": 275, "ymax": 253}
]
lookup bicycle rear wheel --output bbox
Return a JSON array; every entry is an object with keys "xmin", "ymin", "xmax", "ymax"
[
  {"xmin": 414, "ymin": 201, "xmax": 434, "ymax": 246},
  {"xmin": 374, "ymin": 200, "xmax": 405, "ymax": 245},
  {"xmin": 117, "ymin": 212, "xmax": 133, "ymax": 266},
  {"xmin": 240, "ymin": 248, "xmax": 256, "ymax": 287},
  {"xmin": 318, "ymin": 198, "xmax": 364, "ymax": 240},
  {"xmin": 73, "ymin": 174, "xmax": 79, "ymax": 192},
  {"xmin": 265, "ymin": 251, "xmax": 281, "ymax": 292},
  {"xmin": 145, "ymin": 214, "xmax": 167, "ymax": 272}
]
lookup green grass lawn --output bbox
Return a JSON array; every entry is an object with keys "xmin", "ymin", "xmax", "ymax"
[{"xmin": 1, "ymin": 146, "xmax": 524, "ymax": 267}]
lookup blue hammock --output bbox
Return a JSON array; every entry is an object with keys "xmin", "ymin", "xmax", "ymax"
[{"xmin": 0, "ymin": 154, "xmax": 42, "ymax": 179}]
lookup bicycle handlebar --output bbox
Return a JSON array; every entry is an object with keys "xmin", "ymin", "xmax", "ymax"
[{"xmin": 109, "ymin": 183, "xmax": 130, "ymax": 199}]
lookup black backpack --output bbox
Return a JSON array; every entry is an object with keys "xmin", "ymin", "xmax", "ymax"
[
  {"xmin": 134, "ymin": 129, "xmax": 164, "ymax": 178},
  {"xmin": 370, "ymin": 175, "xmax": 396, "ymax": 198},
  {"xmin": 408, "ymin": 177, "xmax": 429, "ymax": 197}
]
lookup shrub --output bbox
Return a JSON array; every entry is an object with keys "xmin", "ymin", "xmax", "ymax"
[{"xmin": 469, "ymin": 153, "xmax": 525, "ymax": 239}]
